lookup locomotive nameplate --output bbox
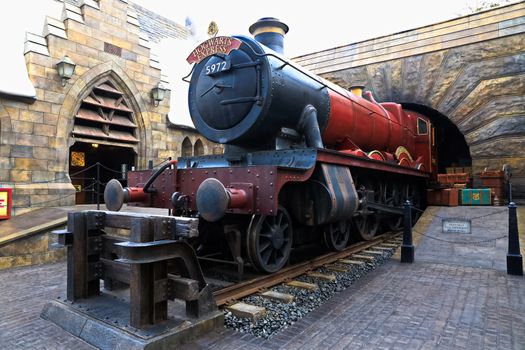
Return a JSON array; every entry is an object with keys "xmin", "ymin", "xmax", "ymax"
[
  {"xmin": 187, "ymin": 36, "xmax": 242, "ymax": 64},
  {"xmin": 442, "ymin": 218, "xmax": 471, "ymax": 234}
]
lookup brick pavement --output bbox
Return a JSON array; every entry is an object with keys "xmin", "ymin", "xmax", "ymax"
[
  {"xmin": 0, "ymin": 262, "xmax": 94, "ymax": 349},
  {"xmin": 0, "ymin": 206, "xmax": 523, "ymax": 349},
  {"xmin": 182, "ymin": 207, "xmax": 525, "ymax": 349}
]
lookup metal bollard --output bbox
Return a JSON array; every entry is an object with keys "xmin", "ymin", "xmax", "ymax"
[
  {"xmin": 120, "ymin": 164, "xmax": 128, "ymax": 181},
  {"xmin": 401, "ymin": 200, "xmax": 414, "ymax": 263},
  {"xmin": 148, "ymin": 160, "xmax": 154, "ymax": 170},
  {"xmin": 507, "ymin": 202, "xmax": 523, "ymax": 275}
]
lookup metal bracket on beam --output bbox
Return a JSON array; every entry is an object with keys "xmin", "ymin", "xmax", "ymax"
[
  {"xmin": 115, "ymin": 240, "xmax": 206, "ymax": 289},
  {"xmin": 52, "ymin": 228, "xmax": 73, "ymax": 247}
]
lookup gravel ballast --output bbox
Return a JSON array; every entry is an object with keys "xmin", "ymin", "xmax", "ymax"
[{"xmin": 223, "ymin": 248, "xmax": 396, "ymax": 339}]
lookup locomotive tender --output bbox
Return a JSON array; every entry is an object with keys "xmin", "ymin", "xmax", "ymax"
[{"xmin": 105, "ymin": 18, "xmax": 437, "ymax": 273}]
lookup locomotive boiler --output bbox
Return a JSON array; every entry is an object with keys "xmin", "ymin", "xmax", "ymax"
[{"xmin": 105, "ymin": 18, "xmax": 436, "ymax": 273}]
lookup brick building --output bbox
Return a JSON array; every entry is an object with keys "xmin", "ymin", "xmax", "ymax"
[{"xmin": 0, "ymin": 0, "xmax": 220, "ymax": 215}]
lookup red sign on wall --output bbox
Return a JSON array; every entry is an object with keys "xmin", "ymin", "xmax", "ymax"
[
  {"xmin": 187, "ymin": 36, "xmax": 242, "ymax": 64},
  {"xmin": 0, "ymin": 188, "xmax": 12, "ymax": 220}
]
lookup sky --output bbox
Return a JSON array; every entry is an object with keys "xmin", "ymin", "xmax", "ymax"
[
  {"xmin": 0, "ymin": 0, "xmax": 517, "ymax": 126},
  {"xmin": 133, "ymin": 0, "xmax": 514, "ymax": 57}
]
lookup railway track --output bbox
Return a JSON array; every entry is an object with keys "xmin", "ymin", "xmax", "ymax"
[{"xmin": 214, "ymin": 231, "xmax": 402, "ymax": 307}]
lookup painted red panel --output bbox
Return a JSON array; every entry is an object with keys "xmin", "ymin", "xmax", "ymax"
[
  {"xmin": 322, "ymin": 87, "xmax": 432, "ymax": 172},
  {"xmin": 0, "ymin": 188, "xmax": 12, "ymax": 220}
]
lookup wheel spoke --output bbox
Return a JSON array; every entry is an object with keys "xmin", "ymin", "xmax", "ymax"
[
  {"xmin": 261, "ymin": 248, "xmax": 272, "ymax": 265},
  {"xmin": 277, "ymin": 212, "xmax": 283, "ymax": 226},
  {"xmin": 259, "ymin": 241, "xmax": 271, "ymax": 252}
]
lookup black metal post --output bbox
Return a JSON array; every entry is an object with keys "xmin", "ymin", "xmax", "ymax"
[
  {"xmin": 96, "ymin": 163, "xmax": 100, "ymax": 210},
  {"xmin": 91, "ymin": 177, "xmax": 95, "ymax": 204},
  {"xmin": 120, "ymin": 163, "xmax": 128, "ymax": 181},
  {"xmin": 401, "ymin": 200, "xmax": 414, "ymax": 263},
  {"xmin": 148, "ymin": 160, "xmax": 154, "ymax": 170},
  {"xmin": 507, "ymin": 202, "xmax": 523, "ymax": 275}
]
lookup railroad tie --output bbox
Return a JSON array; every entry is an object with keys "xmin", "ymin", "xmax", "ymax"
[
  {"xmin": 286, "ymin": 280, "xmax": 318, "ymax": 291},
  {"xmin": 325, "ymin": 264, "xmax": 347, "ymax": 273},
  {"xmin": 362, "ymin": 249, "xmax": 384, "ymax": 255},
  {"xmin": 225, "ymin": 302, "xmax": 267, "ymax": 321},
  {"xmin": 380, "ymin": 243, "xmax": 399, "ymax": 248},
  {"xmin": 373, "ymin": 246, "xmax": 394, "ymax": 251},
  {"xmin": 307, "ymin": 271, "xmax": 337, "ymax": 281},
  {"xmin": 258, "ymin": 290, "xmax": 295, "ymax": 303},
  {"xmin": 352, "ymin": 254, "xmax": 375, "ymax": 261},
  {"xmin": 338, "ymin": 259, "xmax": 365, "ymax": 266}
]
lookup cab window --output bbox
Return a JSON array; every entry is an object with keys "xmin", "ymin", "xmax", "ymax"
[{"xmin": 417, "ymin": 118, "xmax": 428, "ymax": 135}]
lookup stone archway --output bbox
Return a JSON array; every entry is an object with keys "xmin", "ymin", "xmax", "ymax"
[
  {"xmin": 321, "ymin": 35, "xmax": 525, "ymax": 196},
  {"xmin": 181, "ymin": 137, "xmax": 192, "ymax": 157},
  {"xmin": 55, "ymin": 61, "xmax": 151, "ymax": 183},
  {"xmin": 193, "ymin": 138, "xmax": 204, "ymax": 156}
]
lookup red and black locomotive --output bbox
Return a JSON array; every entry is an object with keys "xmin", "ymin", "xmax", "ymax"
[{"xmin": 105, "ymin": 18, "xmax": 437, "ymax": 273}]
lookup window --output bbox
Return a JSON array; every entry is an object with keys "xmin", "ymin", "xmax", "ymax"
[
  {"xmin": 417, "ymin": 118, "xmax": 428, "ymax": 135},
  {"xmin": 181, "ymin": 137, "xmax": 193, "ymax": 157},
  {"xmin": 194, "ymin": 139, "xmax": 204, "ymax": 156}
]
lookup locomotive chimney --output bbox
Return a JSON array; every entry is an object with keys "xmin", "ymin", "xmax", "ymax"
[{"xmin": 249, "ymin": 17, "xmax": 289, "ymax": 54}]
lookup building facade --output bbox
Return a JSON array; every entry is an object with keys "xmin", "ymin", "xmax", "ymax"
[{"xmin": 0, "ymin": 0, "xmax": 219, "ymax": 215}]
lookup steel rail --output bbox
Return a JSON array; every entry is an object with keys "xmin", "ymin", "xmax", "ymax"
[{"xmin": 213, "ymin": 232, "xmax": 401, "ymax": 306}]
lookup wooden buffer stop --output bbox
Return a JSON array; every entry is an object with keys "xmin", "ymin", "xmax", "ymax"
[{"xmin": 41, "ymin": 210, "xmax": 223, "ymax": 349}]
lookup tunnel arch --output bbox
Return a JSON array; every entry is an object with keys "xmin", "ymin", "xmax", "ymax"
[{"xmin": 403, "ymin": 103, "xmax": 471, "ymax": 173}]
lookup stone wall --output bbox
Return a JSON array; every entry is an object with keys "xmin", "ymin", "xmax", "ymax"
[
  {"xmin": 0, "ymin": 0, "xmax": 217, "ymax": 215},
  {"xmin": 294, "ymin": 2, "xmax": 525, "ymax": 197},
  {"xmin": 0, "ymin": 227, "xmax": 66, "ymax": 269}
]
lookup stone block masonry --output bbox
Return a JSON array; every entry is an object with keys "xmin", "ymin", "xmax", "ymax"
[
  {"xmin": 0, "ymin": 0, "xmax": 218, "ymax": 215},
  {"xmin": 295, "ymin": 2, "xmax": 525, "ymax": 199}
]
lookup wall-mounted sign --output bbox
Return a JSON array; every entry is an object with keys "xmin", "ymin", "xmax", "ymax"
[
  {"xmin": 0, "ymin": 188, "xmax": 12, "ymax": 220},
  {"xmin": 74, "ymin": 185, "xmax": 82, "ymax": 193},
  {"xmin": 442, "ymin": 218, "xmax": 471, "ymax": 234},
  {"xmin": 71, "ymin": 151, "xmax": 85, "ymax": 167},
  {"xmin": 186, "ymin": 36, "xmax": 242, "ymax": 64}
]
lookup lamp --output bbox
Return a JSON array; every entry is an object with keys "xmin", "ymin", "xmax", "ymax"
[
  {"xmin": 56, "ymin": 55, "xmax": 76, "ymax": 86},
  {"xmin": 151, "ymin": 82, "xmax": 166, "ymax": 106}
]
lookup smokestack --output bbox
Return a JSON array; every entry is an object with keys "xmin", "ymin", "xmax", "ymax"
[{"xmin": 249, "ymin": 17, "xmax": 289, "ymax": 55}]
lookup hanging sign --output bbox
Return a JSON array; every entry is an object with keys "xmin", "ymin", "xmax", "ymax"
[{"xmin": 0, "ymin": 188, "xmax": 12, "ymax": 220}]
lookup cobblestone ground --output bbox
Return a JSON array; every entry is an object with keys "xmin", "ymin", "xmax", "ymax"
[
  {"xmin": 0, "ymin": 207, "xmax": 524, "ymax": 349},
  {"xmin": 182, "ymin": 261, "xmax": 525, "ymax": 350},
  {"xmin": 183, "ymin": 207, "xmax": 525, "ymax": 350},
  {"xmin": 0, "ymin": 262, "xmax": 94, "ymax": 349}
]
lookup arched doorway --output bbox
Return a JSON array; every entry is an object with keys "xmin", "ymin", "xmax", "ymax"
[
  {"xmin": 69, "ymin": 81, "xmax": 138, "ymax": 204},
  {"xmin": 181, "ymin": 137, "xmax": 192, "ymax": 157},
  {"xmin": 194, "ymin": 139, "xmax": 204, "ymax": 156}
]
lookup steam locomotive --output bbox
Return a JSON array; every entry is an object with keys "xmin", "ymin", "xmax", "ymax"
[{"xmin": 105, "ymin": 18, "xmax": 436, "ymax": 273}]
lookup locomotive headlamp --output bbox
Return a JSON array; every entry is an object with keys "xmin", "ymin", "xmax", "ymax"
[
  {"xmin": 151, "ymin": 82, "xmax": 166, "ymax": 106},
  {"xmin": 56, "ymin": 55, "xmax": 76, "ymax": 86}
]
